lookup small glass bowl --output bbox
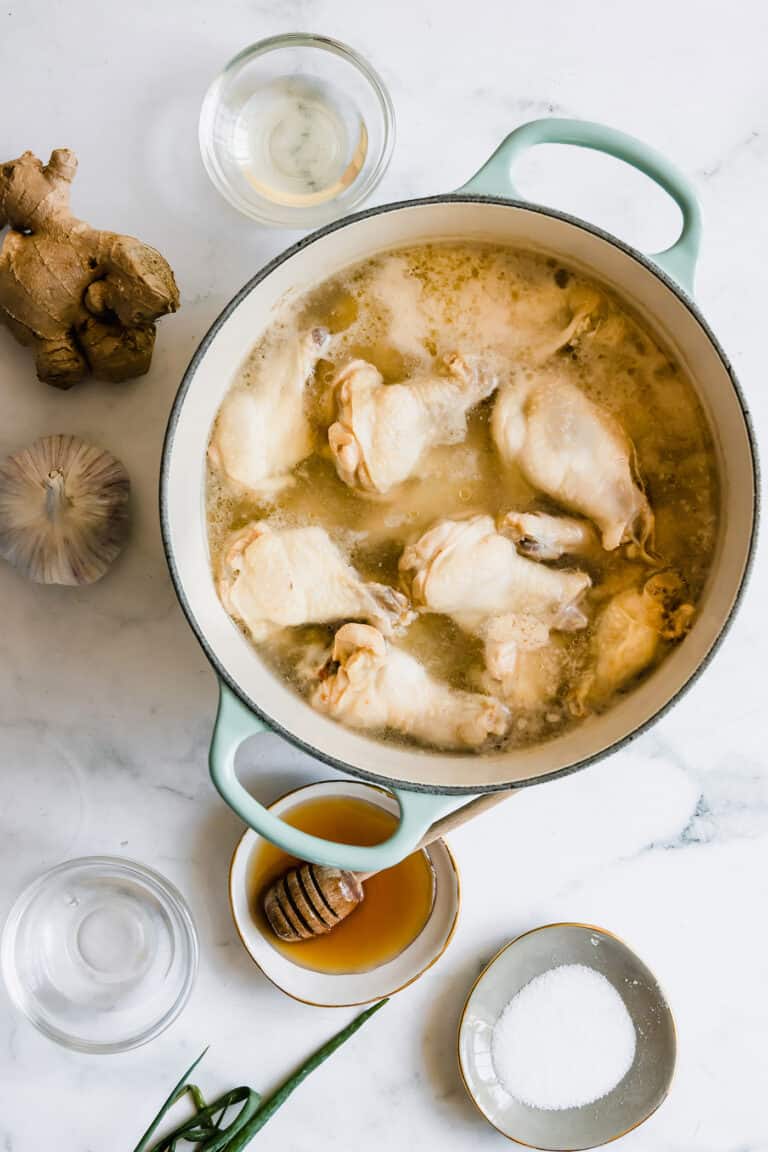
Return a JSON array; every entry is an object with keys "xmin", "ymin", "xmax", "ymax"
[
  {"xmin": 1, "ymin": 857, "xmax": 198, "ymax": 1054},
  {"xmin": 199, "ymin": 33, "xmax": 395, "ymax": 228}
]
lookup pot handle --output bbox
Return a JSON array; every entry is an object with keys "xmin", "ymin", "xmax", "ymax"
[
  {"xmin": 209, "ymin": 681, "xmax": 475, "ymax": 870},
  {"xmin": 458, "ymin": 117, "xmax": 701, "ymax": 293}
]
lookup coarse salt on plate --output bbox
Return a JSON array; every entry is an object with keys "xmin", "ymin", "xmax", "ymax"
[{"xmin": 491, "ymin": 963, "xmax": 636, "ymax": 1111}]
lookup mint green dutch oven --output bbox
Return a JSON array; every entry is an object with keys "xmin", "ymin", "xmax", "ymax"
[{"xmin": 161, "ymin": 119, "xmax": 757, "ymax": 872}]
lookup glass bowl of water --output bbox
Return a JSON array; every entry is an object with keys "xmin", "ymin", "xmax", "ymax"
[
  {"xmin": 1, "ymin": 857, "xmax": 198, "ymax": 1054},
  {"xmin": 199, "ymin": 33, "xmax": 395, "ymax": 228}
]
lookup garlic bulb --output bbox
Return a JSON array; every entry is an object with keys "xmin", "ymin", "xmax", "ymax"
[{"xmin": 0, "ymin": 435, "xmax": 130, "ymax": 585}]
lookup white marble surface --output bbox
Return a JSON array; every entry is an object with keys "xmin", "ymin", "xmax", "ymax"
[{"xmin": 1, "ymin": 1, "xmax": 767, "ymax": 1148}]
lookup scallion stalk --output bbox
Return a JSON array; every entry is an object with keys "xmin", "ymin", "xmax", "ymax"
[{"xmin": 133, "ymin": 998, "xmax": 387, "ymax": 1151}]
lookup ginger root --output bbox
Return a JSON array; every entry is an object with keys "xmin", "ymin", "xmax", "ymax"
[{"xmin": 0, "ymin": 149, "xmax": 179, "ymax": 388}]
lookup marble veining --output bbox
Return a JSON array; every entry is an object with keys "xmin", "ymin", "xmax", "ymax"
[{"xmin": 1, "ymin": 1, "xmax": 767, "ymax": 1149}]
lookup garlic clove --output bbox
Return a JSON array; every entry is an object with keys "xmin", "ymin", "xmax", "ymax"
[{"xmin": 0, "ymin": 434, "xmax": 130, "ymax": 585}]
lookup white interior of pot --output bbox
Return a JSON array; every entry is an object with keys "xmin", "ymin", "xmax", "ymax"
[{"xmin": 164, "ymin": 200, "xmax": 755, "ymax": 789}]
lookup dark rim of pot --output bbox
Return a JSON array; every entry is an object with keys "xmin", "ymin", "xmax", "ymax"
[{"xmin": 159, "ymin": 194, "xmax": 760, "ymax": 795}]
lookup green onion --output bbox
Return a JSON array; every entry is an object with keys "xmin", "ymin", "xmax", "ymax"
[
  {"xmin": 133, "ymin": 1049, "xmax": 210, "ymax": 1152},
  {"xmin": 225, "ymin": 998, "xmax": 387, "ymax": 1152},
  {"xmin": 145, "ymin": 1088, "xmax": 262, "ymax": 1152},
  {"xmin": 133, "ymin": 999, "xmax": 387, "ymax": 1152}
]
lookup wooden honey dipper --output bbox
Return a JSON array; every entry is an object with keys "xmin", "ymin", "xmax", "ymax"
[{"xmin": 263, "ymin": 791, "xmax": 511, "ymax": 942}]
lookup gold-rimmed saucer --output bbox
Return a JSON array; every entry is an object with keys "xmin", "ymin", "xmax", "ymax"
[
  {"xmin": 229, "ymin": 779, "xmax": 460, "ymax": 1007},
  {"xmin": 458, "ymin": 923, "xmax": 676, "ymax": 1150}
]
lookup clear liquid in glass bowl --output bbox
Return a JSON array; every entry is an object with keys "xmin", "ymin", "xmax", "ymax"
[
  {"xmin": 232, "ymin": 75, "xmax": 368, "ymax": 208},
  {"xmin": 1, "ymin": 857, "xmax": 198, "ymax": 1053},
  {"xmin": 200, "ymin": 34, "xmax": 394, "ymax": 227}
]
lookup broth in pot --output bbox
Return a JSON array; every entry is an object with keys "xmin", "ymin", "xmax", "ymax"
[{"xmin": 206, "ymin": 243, "xmax": 718, "ymax": 754}]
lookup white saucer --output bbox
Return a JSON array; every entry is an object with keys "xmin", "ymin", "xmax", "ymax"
[
  {"xmin": 229, "ymin": 779, "xmax": 460, "ymax": 1007},
  {"xmin": 458, "ymin": 923, "xmax": 676, "ymax": 1150}
]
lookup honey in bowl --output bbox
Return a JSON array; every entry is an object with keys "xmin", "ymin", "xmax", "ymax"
[{"xmin": 249, "ymin": 795, "xmax": 435, "ymax": 974}]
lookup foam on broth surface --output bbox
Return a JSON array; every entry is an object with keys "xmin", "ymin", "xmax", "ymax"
[{"xmin": 206, "ymin": 242, "xmax": 719, "ymax": 751}]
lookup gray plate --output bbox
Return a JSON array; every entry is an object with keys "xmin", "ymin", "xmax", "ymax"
[{"xmin": 458, "ymin": 924, "xmax": 676, "ymax": 1150}]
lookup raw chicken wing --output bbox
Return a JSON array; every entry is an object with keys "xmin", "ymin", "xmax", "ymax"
[
  {"xmin": 400, "ymin": 516, "xmax": 590, "ymax": 702},
  {"xmin": 531, "ymin": 284, "xmax": 602, "ymax": 362},
  {"xmin": 492, "ymin": 365, "xmax": 653, "ymax": 552},
  {"xmin": 328, "ymin": 353, "xmax": 498, "ymax": 495},
  {"xmin": 400, "ymin": 515, "xmax": 591, "ymax": 634},
  {"xmin": 483, "ymin": 613, "xmax": 551, "ymax": 681},
  {"xmin": 209, "ymin": 326, "xmax": 330, "ymax": 495},
  {"xmin": 575, "ymin": 571, "xmax": 694, "ymax": 708},
  {"xmin": 481, "ymin": 614, "xmax": 566, "ymax": 712},
  {"xmin": 218, "ymin": 523, "xmax": 413, "ymax": 642},
  {"xmin": 311, "ymin": 624, "xmax": 510, "ymax": 749},
  {"xmin": 500, "ymin": 510, "xmax": 598, "ymax": 561}
]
